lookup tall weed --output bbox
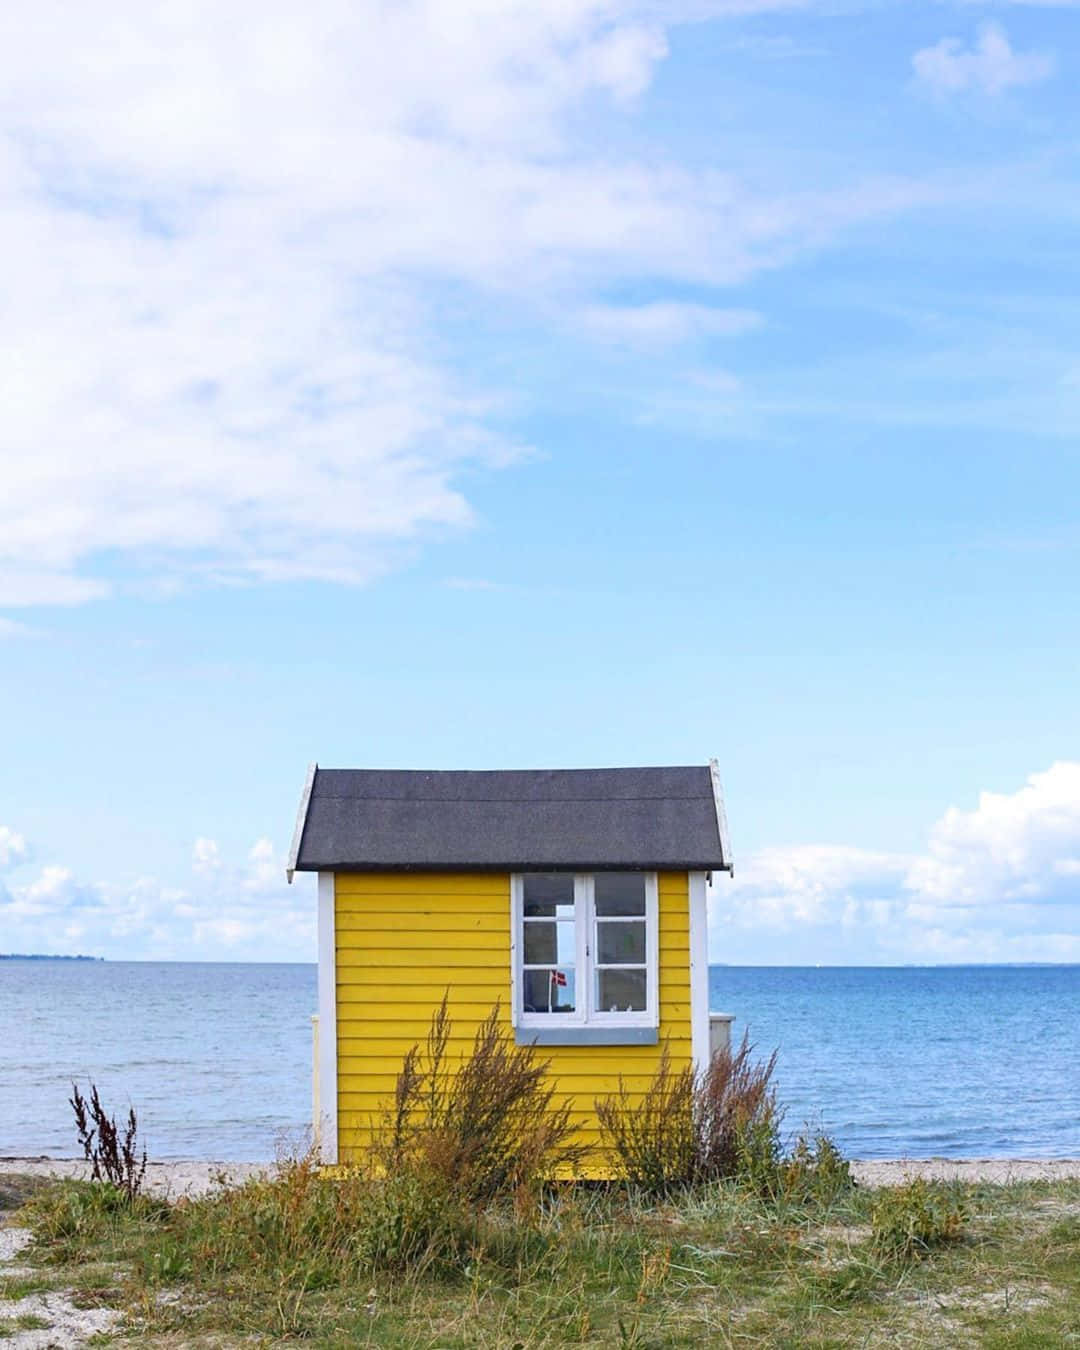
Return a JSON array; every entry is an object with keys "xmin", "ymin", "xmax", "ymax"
[
  {"xmin": 596, "ymin": 1035, "xmax": 784, "ymax": 1192},
  {"xmin": 696, "ymin": 1037, "xmax": 779, "ymax": 1183},
  {"xmin": 374, "ymin": 994, "xmax": 585, "ymax": 1204},
  {"xmin": 596, "ymin": 1038, "xmax": 853, "ymax": 1200},
  {"xmin": 69, "ymin": 1081, "xmax": 147, "ymax": 1201}
]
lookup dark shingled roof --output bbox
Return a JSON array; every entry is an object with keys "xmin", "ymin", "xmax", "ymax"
[{"xmin": 288, "ymin": 765, "xmax": 731, "ymax": 876}]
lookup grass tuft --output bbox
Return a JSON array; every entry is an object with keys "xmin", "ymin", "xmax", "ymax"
[
  {"xmin": 871, "ymin": 1177, "xmax": 968, "ymax": 1259},
  {"xmin": 11, "ymin": 1170, "xmax": 1080, "ymax": 1345}
]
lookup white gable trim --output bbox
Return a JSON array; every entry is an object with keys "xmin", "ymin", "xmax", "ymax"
[
  {"xmin": 708, "ymin": 758, "xmax": 734, "ymax": 876},
  {"xmin": 286, "ymin": 762, "xmax": 318, "ymax": 883}
]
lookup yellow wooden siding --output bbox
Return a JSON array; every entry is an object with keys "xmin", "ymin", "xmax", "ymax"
[{"xmin": 334, "ymin": 870, "xmax": 692, "ymax": 1175}]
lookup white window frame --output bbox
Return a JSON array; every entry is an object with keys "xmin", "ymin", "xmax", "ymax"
[{"xmin": 510, "ymin": 872, "xmax": 659, "ymax": 1032}]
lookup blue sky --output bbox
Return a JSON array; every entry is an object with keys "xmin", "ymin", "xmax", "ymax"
[{"xmin": 1, "ymin": 0, "xmax": 1078, "ymax": 964}]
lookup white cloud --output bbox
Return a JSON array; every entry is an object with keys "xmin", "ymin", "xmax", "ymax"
[
  {"xmin": 244, "ymin": 838, "xmax": 282, "ymax": 893},
  {"xmin": 716, "ymin": 844, "xmax": 912, "ymax": 935},
  {"xmin": 906, "ymin": 761, "xmax": 1080, "ymax": 906},
  {"xmin": 0, "ymin": 832, "xmax": 313, "ymax": 959},
  {"xmin": 913, "ymin": 22, "xmax": 1054, "ymax": 96},
  {"xmin": 192, "ymin": 838, "xmax": 222, "ymax": 874},
  {"xmin": 579, "ymin": 302, "xmax": 763, "ymax": 345},
  {"xmin": 712, "ymin": 762, "xmax": 1080, "ymax": 962},
  {"xmin": 958, "ymin": 0, "xmax": 1080, "ymax": 8},
  {"xmin": 0, "ymin": 1, "xmax": 942, "ymax": 612},
  {"xmin": 0, "ymin": 826, "xmax": 29, "ymax": 868},
  {"xmin": 443, "ymin": 576, "xmax": 506, "ymax": 591},
  {"xmin": 688, "ymin": 368, "xmax": 743, "ymax": 395},
  {"xmin": 8, "ymin": 761, "xmax": 1080, "ymax": 962}
]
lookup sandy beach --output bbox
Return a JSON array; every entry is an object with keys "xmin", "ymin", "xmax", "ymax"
[
  {"xmin": 2, "ymin": 1156, "xmax": 1080, "ymax": 1197},
  {"xmin": 849, "ymin": 1157, "xmax": 1080, "ymax": 1186}
]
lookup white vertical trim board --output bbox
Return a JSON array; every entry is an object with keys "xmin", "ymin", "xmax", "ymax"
[
  {"xmin": 577, "ymin": 872, "xmax": 589, "ymax": 1021},
  {"xmin": 509, "ymin": 875, "xmax": 521, "ymax": 1027},
  {"xmin": 317, "ymin": 871, "xmax": 339, "ymax": 1165},
  {"xmin": 688, "ymin": 871, "xmax": 710, "ymax": 1077},
  {"xmin": 311, "ymin": 1014, "xmax": 321, "ymax": 1152},
  {"xmin": 644, "ymin": 872, "xmax": 659, "ymax": 1028}
]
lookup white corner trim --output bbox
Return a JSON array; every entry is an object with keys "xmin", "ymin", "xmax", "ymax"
[
  {"xmin": 688, "ymin": 871, "xmax": 710, "ymax": 1077},
  {"xmin": 317, "ymin": 871, "xmax": 338, "ymax": 1165},
  {"xmin": 708, "ymin": 758, "xmax": 734, "ymax": 876},
  {"xmin": 286, "ymin": 762, "xmax": 318, "ymax": 883}
]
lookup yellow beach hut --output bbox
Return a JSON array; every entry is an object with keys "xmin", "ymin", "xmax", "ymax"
[{"xmin": 287, "ymin": 763, "xmax": 733, "ymax": 1173}]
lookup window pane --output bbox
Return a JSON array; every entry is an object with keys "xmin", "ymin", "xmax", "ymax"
[
  {"xmin": 524, "ymin": 919, "xmax": 574, "ymax": 965},
  {"xmin": 523, "ymin": 966, "xmax": 575, "ymax": 1014},
  {"xmin": 597, "ymin": 920, "xmax": 645, "ymax": 965},
  {"xmin": 523, "ymin": 873, "xmax": 575, "ymax": 919},
  {"xmin": 594, "ymin": 872, "xmax": 646, "ymax": 916},
  {"xmin": 596, "ymin": 968, "xmax": 646, "ymax": 1012}
]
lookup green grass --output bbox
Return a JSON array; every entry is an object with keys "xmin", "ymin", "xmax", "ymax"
[
  {"xmin": 0, "ymin": 1173, "xmax": 47, "ymax": 1215},
  {"xmin": 8, "ymin": 1167, "xmax": 1080, "ymax": 1347},
  {"xmin": 0, "ymin": 1312, "xmax": 52, "ymax": 1338}
]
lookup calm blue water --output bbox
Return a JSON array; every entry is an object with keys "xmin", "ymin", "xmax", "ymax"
[
  {"xmin": 711, "ymin": 965, "xmax": 1080, "ymax": 1159},
  {"xmin": 1, "ymin": 962, "xmax": 315, "ymax": 1161},
  {"xmin": 1, "ymin": 961, "xmax": 1077, "ymax": 1160}
]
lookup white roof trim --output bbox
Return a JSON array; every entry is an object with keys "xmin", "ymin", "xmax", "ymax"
[
  {"xmin": 708, "ymin": 758, "xmax": 733, "ymax": 875},
  {"xmin": 286, "ymin": 762, "xmax": 318, "ymax": 883}
]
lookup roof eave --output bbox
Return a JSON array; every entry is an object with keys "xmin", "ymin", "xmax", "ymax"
[{"xmin": 291, "ymin": 858, "xmax": 727, "ymax": 874}]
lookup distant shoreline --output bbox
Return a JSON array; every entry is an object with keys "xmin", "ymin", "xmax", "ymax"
[
  {"xmin": 0, "ymin": 954, "xmax": 103, "ymax": 961},
  {"xmin": 3, "ymin": 956, "xmax": 1079, "ymax": 968}
]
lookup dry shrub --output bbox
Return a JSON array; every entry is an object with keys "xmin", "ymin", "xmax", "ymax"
[
  {"xmin": 596, "ymin": 1035, "xmax": 782, "ymax": 1192},
  {"xmin": 594, "ymin": 1047, "xmax": 696, "ymax": 1192},
  {"xmin": 697, "ymin": 1037, "xmax": 780, "ymax": 1184},
  {"xmin": 374, "ymin": 994, "xmax": 584, "ymax": 1204}
]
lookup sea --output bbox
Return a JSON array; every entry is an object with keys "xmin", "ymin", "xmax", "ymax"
[{"xmin": 2, "ymin": 961, "xmax": 1078, "ymax": 1161}]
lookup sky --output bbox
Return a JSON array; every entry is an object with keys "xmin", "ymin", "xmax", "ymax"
[{"xmin": 1, "ymin": 0, "xmax": 1079, "ymax": 965}]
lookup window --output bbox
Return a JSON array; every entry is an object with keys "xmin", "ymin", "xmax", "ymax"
[{"xmin": 512, "ymin": 872, "xmax": 658, "ymax": 1035}]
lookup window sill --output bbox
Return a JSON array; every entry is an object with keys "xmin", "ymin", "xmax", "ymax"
[{"xmin": 514, "ymin": 1026, "xmax": 659, "ymax": 1047}]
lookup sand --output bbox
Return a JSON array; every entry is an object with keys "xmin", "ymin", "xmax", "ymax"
[
  {"xmin": 850, "ymin": 1158, "xmax": 1080, "ymax": 1186},
  {"xmin": 2, "ymin": 1156, "xmax": 1079, "ymax": 1196},
  {"xmin": 0, "ymin": 1158, "xmax": 267, "ymax": 1198}
]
